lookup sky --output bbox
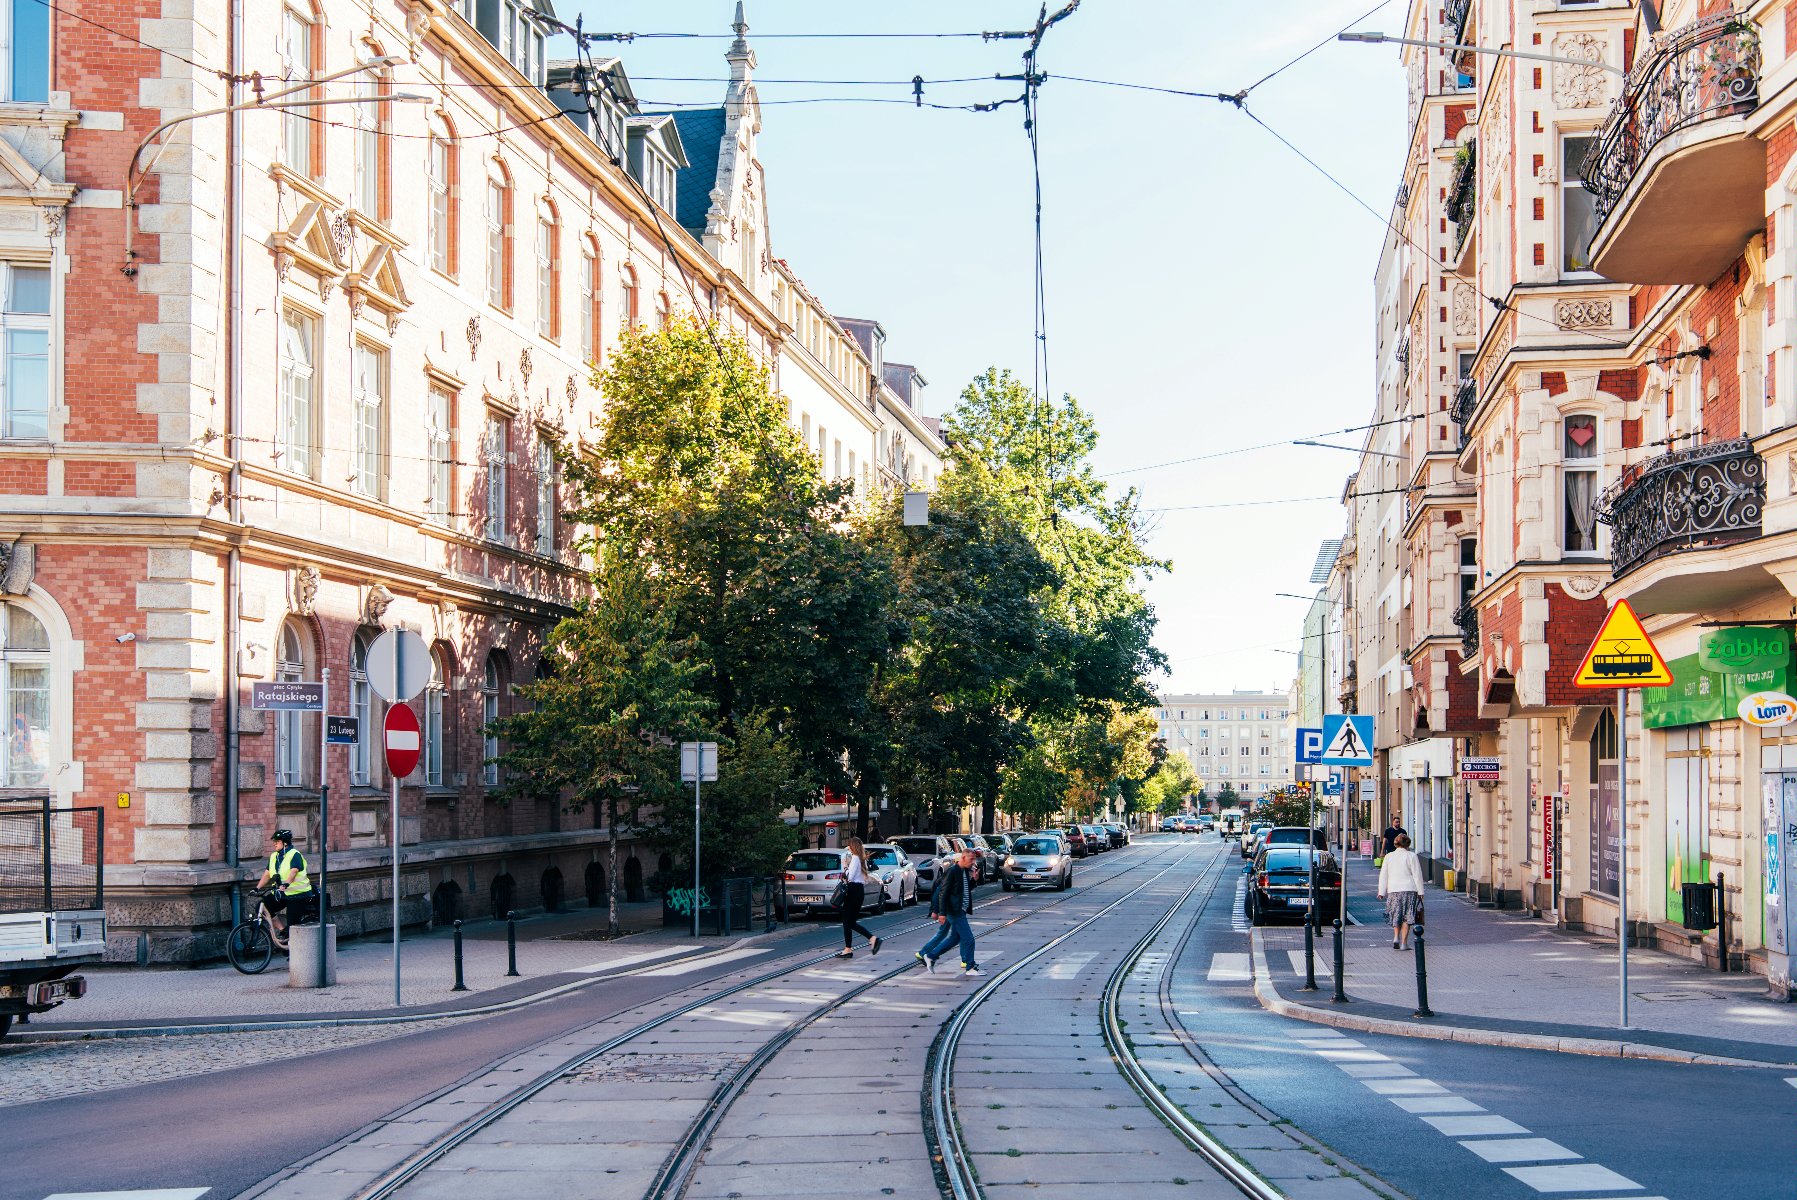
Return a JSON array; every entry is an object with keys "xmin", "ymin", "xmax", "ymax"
[{"xmin": 562, "ymin": 0, "xmax": 1409, "ymax": 695}]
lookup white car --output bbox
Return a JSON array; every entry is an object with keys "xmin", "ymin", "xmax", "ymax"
[{"xmin": 864, "ymin": 843, "xmax": 919, "ymax": 909}]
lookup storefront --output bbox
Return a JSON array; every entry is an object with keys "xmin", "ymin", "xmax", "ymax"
[{"xmin": 1390, "ymin": 738, "xmax": 1456, "ymax": 881}]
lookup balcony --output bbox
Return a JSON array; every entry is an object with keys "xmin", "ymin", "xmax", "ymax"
[
  {"xmin": 1597, "ymin": 438, "xmax": 1765, "ymax": 579},
  {"xmin": 1581, "ymin": 15, "xmax": 1763, "ymax": 284},
  {"xmin": 1453, "ymin": 600, "xmax": 1478, "ymax": 660},
  {"xmin": 1450, "ymin": 376, "xmax": 1476, "ymax": 451},
  {"xmin": 1446, "ymin": 141, "xmax": 1476, "ymax": 272}
]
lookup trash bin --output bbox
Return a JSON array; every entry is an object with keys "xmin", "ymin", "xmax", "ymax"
[{"xmin": 1680, "ymin": 881, "xmax": 1717, "ymax": 931}]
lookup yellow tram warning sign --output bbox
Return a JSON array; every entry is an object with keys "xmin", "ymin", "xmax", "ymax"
[{"xmin": 1574, "ymin": 599, "xmax": 1673, "ymax": 688}]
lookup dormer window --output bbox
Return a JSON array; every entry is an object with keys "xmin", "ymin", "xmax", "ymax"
[{"xmin": 489, "ymin": 0, "xmax": 545, "ymax": 87}]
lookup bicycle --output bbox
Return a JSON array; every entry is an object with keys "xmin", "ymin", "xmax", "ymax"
[{"xmin": 226, "ymin": 887, "xmax": 315, "ymax": 974}]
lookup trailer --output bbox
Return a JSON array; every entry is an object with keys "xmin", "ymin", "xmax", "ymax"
[{"xmin": 0, "ymin": 805, "xmax": 105, "ymax": 1039}]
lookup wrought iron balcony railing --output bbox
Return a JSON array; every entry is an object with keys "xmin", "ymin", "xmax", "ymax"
[
  {"xmin": 1447, "ymin": 141, "xmax": 1476, "ymax": 257},
  {"xmin": 1596, "ymin": 437, "xmax": 1765, "ymax": 578},
  {"xmin": 1580, "ymin": 14, "xmax": 1761, "ymax": 228},
  {"xmin": 1450, "ymin": 376, "xmax": 1476, "ymax": 450},
  {"xmin": 1444, "ymin": 0, "xmax": 1471, "ymax": 45},
  {"xmin": 1452, "ymin": 600, "xmax": 1478, "ymax": 660}
]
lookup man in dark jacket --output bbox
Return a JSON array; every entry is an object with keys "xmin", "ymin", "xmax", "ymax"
[
  {"xmin": 1380, "ymin": 816, "xmax": 1407, "ymax": 858},
  {"xmin": 916, "ymin": 847, "xmax": 981, "ymax": 977}
]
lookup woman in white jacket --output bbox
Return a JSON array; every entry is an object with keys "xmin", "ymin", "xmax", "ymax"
[{"xmin": 1376, "ymin": 833, "xmax": 1427, "ymax": 950}]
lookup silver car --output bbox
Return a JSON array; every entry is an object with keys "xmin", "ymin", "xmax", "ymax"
[
  {"xmin": 891, "ymin": 835, "xmax": 957, "ymax": 897},
  {"xmin": 864, "ymin": 844, "xmax": 918, "ymax": 909},
  {"xmin": 779, "ymin": 849, "xmax": 883, "ymax": 920},
  {"xmin": 999, "ymin": 832, "xmax": 1073, "ymax": 892}
]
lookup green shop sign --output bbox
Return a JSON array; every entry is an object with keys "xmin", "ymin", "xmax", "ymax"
[
  {"xmin": 1697, "ymin": 625, "xmax": 1792, "ymax": 674},
  {"xmin": 1644, "ymin": 635, "xmax": 1792, "ymax": 730}
]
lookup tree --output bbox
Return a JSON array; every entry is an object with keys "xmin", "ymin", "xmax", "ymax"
[
  {"xmin": 1215, "ymin": 782, "xmax": 1241, "ymax": 811},
  {"xmin": 1256, "ymin": 789, "xmax": 1320, "ymax": 830},
  {"xmin": 562, "ymin": 316, "xmax": 897, "ymax": 806},
  {"xmin": 489, "ymin": 560, "xmax": 707, "ymax": 936},
  {"xmin": 641, "ymin": 712, "xmax": 809, "ymax": 885},
  {"xmin": 1139, "ymin": 753, "xmax": 1200, "ymax": 816}
]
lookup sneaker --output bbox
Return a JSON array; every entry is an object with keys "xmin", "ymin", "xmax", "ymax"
[
  {"xmin": 962, "ymin": 967, "xmax": 984, "ymax": 977},
  {"xmin": 869, "ymin": 936, "xmax": 882, "ymax": 957},
  {"xmin": 925, "ymin": 955, "xmax": 938, "ymax": 974}
]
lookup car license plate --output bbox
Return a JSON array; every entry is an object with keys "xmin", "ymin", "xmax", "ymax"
[{"xmin": 1291, "ymin": 897, "xmax": 1312, "ymax": 907}]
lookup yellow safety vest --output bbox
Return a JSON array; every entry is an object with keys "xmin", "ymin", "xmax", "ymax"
[{"xmin": 269, "ymin": 847, "xmax": 312, "ymax": 895}]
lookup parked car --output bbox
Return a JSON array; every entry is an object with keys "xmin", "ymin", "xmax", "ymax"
[
  {"xmin": 1245, "ymin": 846, "xmax": 1342, "ymax": 926},
  {"xmin": 1240, "ymin": 821, "xmax": 1271, "ymax": 857},
  {"xmin": 1099, "ymin": 823, "xmax": 1128, "ymax": 848},
  {"xmin": 1059, "ymin": 826, "xmax": 1093, "ymax": 858},
  {"xmin": 864, "ymin": 843, "xmax": 918, "ymax": 909},
  {"xmin": 780, "ymin": 848, "xmax": 886, "ymax": 920},
  {"xmin": 1000, "ymin": 832, "xmax": 1073, "ymax": 891},
  {"xmin": 964, "ymin": 834, "xmax": 1003, "ymax": 883},
  {"xmin": 1197, "ymin": 815, "xmax": 1215, "ymax": 832},
  {"xmin": 1160, "ymin": 815, "xmax": 1181, "ymax": 832},
  {"xmin": 1261, "ymin": 826, "xmax": 1328, "ymax": 853},
  {"xmin": 1081, "ymin": 825, "xmax": 1110, "ymax": 853},
  {"xmin": 891, "ymin": 835, "xmax": 959, "ymax": 897}
]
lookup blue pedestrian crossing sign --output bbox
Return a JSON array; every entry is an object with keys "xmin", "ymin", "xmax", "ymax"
[{"xmin": 1319, "ymin": 714, "xmax": 1374, "ymax": 766}]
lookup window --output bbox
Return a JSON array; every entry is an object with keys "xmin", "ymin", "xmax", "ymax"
[
  {"xmin": 278, "ymin": 310, "xmax": 316, "ymax": 476},
  {"xmin": 579, "ymin": 244, "xmax": 600, "ymax": 364},
  {"xmin": 280, "ymin": 7, "xmax": 318, "ymax": 175},
  {"xmin": 623, "ymin": 267, "xmax": 639, "ymax": 326},
  {"xmin": 352, "ymin": 344, "xmax": 385, "ymax": 499},
  {"xmin": 535, "ymin": 435, "xmax": 556, "ymax": 555},
  {"xmin": 0, "ymin": 264, "xmax": 49, "ymax": 439},
  {"xmin": 350, "ymin": 632, "xmax": 373, "ymax": 786},
  {"xmin": 0, "ymin": 602, "xmax": 48, "ymax": 786},
  {"xmin": 426, "ymin": 387, "xmax": 454, "ymax": 525},
  {"xmin": 427, "ymin": 129, "xmax": 457, "ymax": 276},
  {"xmin": 276, "ymin": 620, "xmax": 310, "ymax": 788},
  {"xmin": 484, "ymin": 414, "xmax": 508, "ymax": 543},
  {"xmin": 1459, "ymin": 537, "xmax": 1478, "ymax": 607},
  {"xmin": 1239, "ymin": 746, "xmax": 1251, "ymax": 757},
  {"xmin": 847, "ymin": 450, "xmax": 857, "ymax": 493},
  {"xmin": 482, "ymin": 654, "xmax": 502, "ymax": 786},
  {"xmin": 424, "ymin": 648, "xmax": 447, "ymax": 788},
  {"xmin": 535, "ymin": 216, "xmax": 560, "ymax": 340},
  {"xmin": 1561, "ymin": 134, "xmax": 1598, "ymax": 273},
  {"xmin": 2, "ymin": 0, "xmax": 47, "ymax": 102},
  {"xmin": 352, "ymin": 68, "xmax": 390, "ymax": 220},
  {"xmin": 1564, "ymin": 414, "xmax": 1600, "ymax": 553},
  {"xmin": 486, "ymin": 171, "xmax": 513, "ymax": 310}
]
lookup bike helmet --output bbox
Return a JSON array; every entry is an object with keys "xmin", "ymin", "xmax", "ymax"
[{"xmin": 271, "ymin": 828, "xmax": 294, "ymax": 844}]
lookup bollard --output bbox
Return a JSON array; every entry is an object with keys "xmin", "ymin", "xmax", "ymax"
[
  {"xmin": 1412, "ymin": 923, "xmax": 1433, "ymax": 1017},
  {"xmin": 1302, "ymin": 913, "xmax": 1318, "ymax": 991},
  {"xmin": 1716, "ymin": 871, "xmax": 1729, "ymax": 974},
  {"xmin": 451, "ymin": 919, "xmax": 468, "ymax": 991},
  {"xmin": 1332, "ymin": 917, "xmax": 1348, "ymax": 1004},
  {"xmin": 506, "ymin": 910, "xmax": 520, "ymax": 977}
]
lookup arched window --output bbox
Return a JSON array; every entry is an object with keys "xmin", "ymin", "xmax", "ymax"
[
  {"xmin": 622, "ymin": 263, "xmax": 639, "ymax": 328},
  {"xmin": 427, "ymin": 117, "xmax": 459, "ymax": 277},
  {"xmin": 352, "ymin": 57, "xmax": 392, "ymax": 221},
  {"xmin": 350, "ymin": 631, "xmax": 374, "ymax": 786},
  {"xmin": 486, "ymin": 163, "xmax": 514, "ymax": 311},
  {"xmin": 536, "ymin": 206, "xmax": 560, "ymax": 340},
  {"xmin": 280, "ymin": 2, "xmax": 323, "ymax": 177},
  {"xmin": 1, "ymin": 601, "xmax": 48, "ymax": 787},
  {"xmin": 424, "ymin": 647, "xmax": 448, "ymax": 788},
  {"xmin": 275, "ymin": 619, "xmax": 314, "ymax": 787},
  {"xmin": 580, "ymin": 237, "xmax": 601, "ymax": 364},
  {"xmin": 482, "ymin": 653, "xmax": 505, "ymax": 787}
]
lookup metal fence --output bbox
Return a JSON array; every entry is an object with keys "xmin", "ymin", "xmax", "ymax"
[{"xmin": 0, "ymin": 806, "xmax": 104, "ymax": 915}]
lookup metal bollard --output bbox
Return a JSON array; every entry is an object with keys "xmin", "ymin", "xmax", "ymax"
[
  {"xmin": 1332, "ymin": 918, "xmax": 1348, "ymax": 1004},
  {"xmin": 1412, "ymin": 923, "xmax": 1433, "ymax": 1017},
  {"xmin": 451, "ymin": 919, "xmax": 468, "ymax": 991},
  {"xmin": 1302, "ymin": 913, "xmax": 1318, "ymax": 991},
  {"xmin": 506, "ymin": 910, "xmax": 520, "ymax": 977},
  {"xmin": 1716, "ymin": 872, "xmax": 1729, "ymax": 974}
]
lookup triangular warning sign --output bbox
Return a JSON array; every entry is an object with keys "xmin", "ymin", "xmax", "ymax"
[{"xmin": 1574, "ymin": 598, "xmax": 1673, "ymax": 688}]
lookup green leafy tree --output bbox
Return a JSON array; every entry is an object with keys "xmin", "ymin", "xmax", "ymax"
[
  {"xmin": 1140, "ymin": 753, "xmax": 1200, "ymax": 816},
  {"xmin": 641, "ymin": 712, "xmax": 809, "ymax": 887},
  {"xmin": 1215, "ymin": 782, "xmax": 1241, "ymax": 811},
  {"xmin": 489, "ymin": 560, "xmax": 707, "ymax": 936},
  {"xmin": 1256, "ymin": 789, "xmax": 1320, "ymax": 830}
]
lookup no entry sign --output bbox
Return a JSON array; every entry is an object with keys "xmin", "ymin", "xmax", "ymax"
[{"xmin": 384, "ymin": 704, "xmax": 421, "ymax": 778}]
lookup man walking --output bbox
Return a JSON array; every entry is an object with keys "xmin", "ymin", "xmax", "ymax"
[
  {"xmin": 1379, "ymin": 814, "xmax": 1408, "ymax": 860},
  {"xmin": 916, "ymin": 847, "xmax": 982, "ymax": 977}
]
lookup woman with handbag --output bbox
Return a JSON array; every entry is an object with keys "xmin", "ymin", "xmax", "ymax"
[
  {"xmin": 1376, "ymin": 833, "xmax": 1427, "ymax": 950},
  {"xmin": 833, "ymin": 838, "xmax": 882, "ymax": 959}
]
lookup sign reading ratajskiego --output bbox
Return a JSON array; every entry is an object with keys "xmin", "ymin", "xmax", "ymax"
[{"xmin": 251, "ymin": 680, "xmax": 325, "ymax": 711}]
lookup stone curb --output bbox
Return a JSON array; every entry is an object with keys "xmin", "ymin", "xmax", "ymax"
[
  {"xmin": 1246, "ymin": 928, "xmax": 1788, "ymax": 1071},
  {"xmin": 9, "ymin": 922, "xmax": 814, "ymax": 1043}
]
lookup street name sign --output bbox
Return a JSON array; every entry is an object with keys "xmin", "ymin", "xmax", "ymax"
[
  {"xmin": 326, "ymin": 715, "xmax": 359, "ymax": 745},
  {"xmin": 1573, "ymin": 599, "xmax": 1673, "ymax": 688},
  {"xmin": 383, "ymin": 704, "xmax": 421, "ymax": 778},
  {"xmin": 251, "ymin": 680, "xmax": 324, "ymax": 711},
  {"xmin": 1319, "ymin": 714, "xmax": 1374, "ymax": 766},
  {"xmin": 1459, "ymin": 757, "xmax": 1501, "ymax": 781}
]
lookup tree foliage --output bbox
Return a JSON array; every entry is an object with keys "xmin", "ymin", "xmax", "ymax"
[{"xmin": 1139, "ymin": 753, "xmax": 1200, "ymax": 816}]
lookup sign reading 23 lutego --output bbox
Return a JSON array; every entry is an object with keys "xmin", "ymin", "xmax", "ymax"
[{"xmin": 1574, "ymin": 598, "xmax": 1673, "ymax": 690}]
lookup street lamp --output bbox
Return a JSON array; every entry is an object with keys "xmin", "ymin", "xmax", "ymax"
[
  {"xmin": 1337, "ymin": 31, "xmax": 1625, "ymax": 77},
  {"xmin": 121, "ymin": 56, "xmax": 431, "ymax": 274}
]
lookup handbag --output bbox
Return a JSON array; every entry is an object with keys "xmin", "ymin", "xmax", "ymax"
[{"xmin": 828, "ymin": 879, "xmax": 848, "ymax": 908}]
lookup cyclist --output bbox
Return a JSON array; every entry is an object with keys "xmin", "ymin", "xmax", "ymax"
[{"xmin": 256, "ymin": 828, "xmax": 317, "ymax": 935}]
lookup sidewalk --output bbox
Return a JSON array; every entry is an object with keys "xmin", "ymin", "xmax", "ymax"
[
  {"xmin": 1252, "ymin": 856, "xmax": 1797, "ymax": 1067},
  {"xmin": 22, "ymin": 900, "xmax": 806, "ymax": 1036}
]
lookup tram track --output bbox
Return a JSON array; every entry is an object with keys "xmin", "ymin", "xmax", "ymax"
[{"xmin": 323, "ymin": 839, "xmax": 1187, "ymax": 1200}]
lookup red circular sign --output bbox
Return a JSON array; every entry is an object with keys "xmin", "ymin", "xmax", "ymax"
[{"xmin": 384, "ymin": 703, "xmax": 421, "ymax": 778}]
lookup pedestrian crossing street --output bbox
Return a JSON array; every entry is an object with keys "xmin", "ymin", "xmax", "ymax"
[{"xmin": 1292, "ymin": 1029, "xmax": 1667, "ymax": 1199}]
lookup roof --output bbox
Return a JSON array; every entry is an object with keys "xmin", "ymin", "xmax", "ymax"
[
  {"xmin": 668, "ymin": 108, "xmax": 726, "ymax": 240},
  {"xmin": 1309, "ymin": 539, "xmax": 1342, "ymax": 584}
]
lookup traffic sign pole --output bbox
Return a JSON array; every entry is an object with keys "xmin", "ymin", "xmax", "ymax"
[
  {"xmin": 1618, "ymin": 687, "xmax": 1629, "ymax": 1030},
  {"xmin": 318, "ymin": 667, "xmax": 330, "ymax": 990}
]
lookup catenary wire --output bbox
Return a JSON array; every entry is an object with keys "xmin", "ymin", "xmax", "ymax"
[{"xmin": 1240, "ymin": 0, "xmax": 1403, "ymax": 96}]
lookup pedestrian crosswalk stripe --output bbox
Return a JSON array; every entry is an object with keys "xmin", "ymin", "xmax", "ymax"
[
  {"xmin": 1500, "ymin": 1164, "xmax": 1644, "ymax": 1193},
  {"xmin": 637, "ymin": 948, "xmax": 771, "ymax": 975},
  {"xmin": 1206, "ymin": 952, "xmax": 1251, "ymax": 981},
  {"xmin": 570, "ymin": 945, "xmax": 693, "ymax": 974},
  {"xmin": 1043, "ymin": 951, "xmax": 1097, "ymax": 979},
  {"xmin": 1459, "ymin": 1138, "xmax": 1580, "ymax": 1164},
  {"xmin": 43, "ymin": 1192, "xmax": 211, "ymax": 1200},
  {"xmin": 1787, "ymin": 1077, "xmax": 1797, "ymax": 1089}
]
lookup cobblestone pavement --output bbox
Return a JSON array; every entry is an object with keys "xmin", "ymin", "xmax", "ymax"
[{"xmin": 1257, "ymin": 863, "xmax": 1796, "ymax": 1049}]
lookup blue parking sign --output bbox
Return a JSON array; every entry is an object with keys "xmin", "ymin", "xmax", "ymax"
[
  {"xmin": 1320, "ymin": 714, "xmax": 1374, "ymax": 766},
  {"xmin": 1295, "ymin": 727, "xmax": 1324, "ymax": 765}
]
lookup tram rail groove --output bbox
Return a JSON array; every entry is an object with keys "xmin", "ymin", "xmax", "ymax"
[{"xmin": 331, "ymin": 841, "xmax": 1184, "ymax": 1200}]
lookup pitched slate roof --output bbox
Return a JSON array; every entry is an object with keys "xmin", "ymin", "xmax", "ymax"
[{"xmin": 669, "ymin": 108, "xmax": 726, "ymax": 241}]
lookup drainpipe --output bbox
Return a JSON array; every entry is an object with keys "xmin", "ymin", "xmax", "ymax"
[{"xmin": 222, "ymin": 0, "xmax": 245, "ymax": 925}]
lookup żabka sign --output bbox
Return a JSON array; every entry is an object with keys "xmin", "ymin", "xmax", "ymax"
[
  {"xmin": 1699, "ymin": 626, "xmax": 1792, "ymax": 674},
  {"xmin": 1737, "ymin": 691, "xmax": 1797, "ymax": 728}
]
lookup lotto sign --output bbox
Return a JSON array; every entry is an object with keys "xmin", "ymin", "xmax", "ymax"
[
  {"xmin": 384, "ymin": 704, "xmax": 421, "ymax": 778},
  {"xmin": 1574, "ymin": 599, "xmax": 1673, "ymax": 688},
  {"xmin": 1737, "ymin": 691, "xmax": 1797, "ymax": 728},
  {"xmin": 1319, "ymin": 714, "xmax": 1374, "ymax": 766}
]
